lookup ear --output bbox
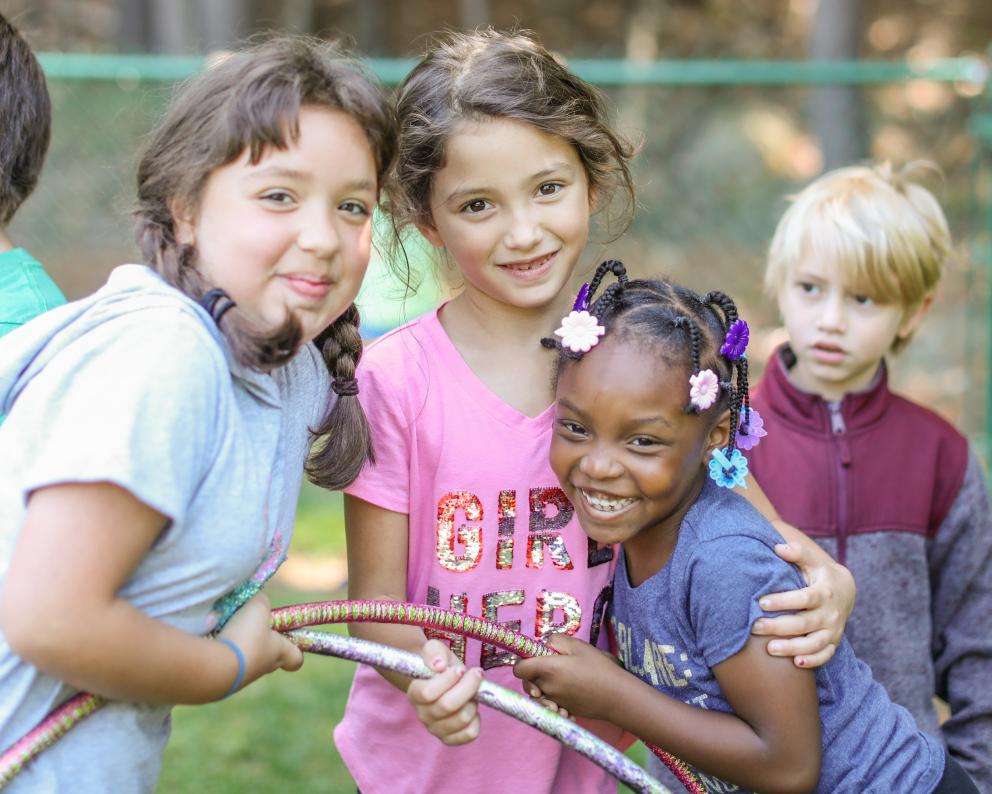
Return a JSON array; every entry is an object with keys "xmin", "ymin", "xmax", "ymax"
[
  {"xmin": 416, "ymin": 216, "xmax": 444, "ymax": 248},
  {"xmin": 898, "ymin": 292, "xmax": 935, "ymax": 340},
  {"xmin": 704, "ymin": 408, "xmax": 732, "ymax": 458},
  {"xmin": 170, "ymin": 197, "xmax": 196, "ymax": 246}
]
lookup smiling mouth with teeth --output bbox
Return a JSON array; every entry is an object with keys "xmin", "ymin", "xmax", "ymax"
[{"xmin": 580, "ymin": 489, "xmax": 637, "ymax": 512}]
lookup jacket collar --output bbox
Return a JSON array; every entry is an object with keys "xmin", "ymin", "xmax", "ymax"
[{"xmin": 760, "ymin": 344, "xmax": 891, "ymax": 434}]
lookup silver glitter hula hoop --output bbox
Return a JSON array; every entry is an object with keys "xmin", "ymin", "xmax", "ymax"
[{"xmin": 0, "ymin": 600, "xmax": 692, "ymax": 793}]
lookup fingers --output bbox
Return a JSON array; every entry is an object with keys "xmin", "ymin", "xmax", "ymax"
[
  {"xmin": 420, "ymin": 639, "xmax": 457, "ymax": 673},
  {"xmin": 755, "ymin": 584, "xmax": 824, "ymax": 616},
  {"xmin": 773, "ymin": 541, "xmax": 804, "ymax": 564},
  {"xmin": 792, "ymin": 643, "xmax": 838, "ymax": 670},
  {"xmin": 762, "ymin": 627, "xmax": 835, "ymax": 657},
  {"xmin": 409, "ymin": 666, "xmax": 483, "ymax": 745},
  {"xmin": 752, "ymin": 609, "xmax": 829, "ymax": 638},
  {"xmin": 432, "ymin": 710, "xmax": 481, "ymax": 746},
  {"xmin": 278, "ymin": 636, "xmax": 305, "ymax": 672}
]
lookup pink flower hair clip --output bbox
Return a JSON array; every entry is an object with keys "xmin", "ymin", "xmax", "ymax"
[
  {"xmin": 554, "ymin": 310, "xmax": 606, "ymax": 353},
  {"xmin": 689, "ymin": 369, "xmax": 719, "ymax": 410},
  {"xmin": 554, "ymin": 283, "xmax": 605, "ymax": 353}
]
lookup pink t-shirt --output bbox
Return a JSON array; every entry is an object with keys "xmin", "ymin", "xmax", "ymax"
[{"xmin": 336, "ymin": 307, "xmax": 615, "ymax": 794}]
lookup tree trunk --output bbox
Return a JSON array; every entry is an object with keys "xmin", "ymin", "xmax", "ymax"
[{"xmin": 809, "ymin": 0, "xmax": 868, "ymax": 170}]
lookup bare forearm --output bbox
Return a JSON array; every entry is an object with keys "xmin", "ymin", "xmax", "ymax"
[
  {"xmin": 5, "ymin": 598, "xmax": 237, "ymax": 704},
  {"xmin": 605, "ymin": 675, "xmax": 816, "ymax": 793}
]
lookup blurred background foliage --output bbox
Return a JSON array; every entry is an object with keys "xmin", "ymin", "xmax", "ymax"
[
  {"xmin": 1, "ymin": 1, "xmax": 990, "ymax": 790},
  {"xmin": 5, "ymin": 0, "xmax": 990, "ymax": 439}
]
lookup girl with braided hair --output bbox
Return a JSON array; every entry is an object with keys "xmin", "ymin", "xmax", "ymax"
[
  {"xmin": 514, "ymin": 261, "xmax": 972, "ymax": 794},
  {"xmin": 0, "ymin": 35, "xmax": 394, "ymax": 791},
  {"xmin": 338, "ymin": 29, "xmax": 856, "ymax": 794}
]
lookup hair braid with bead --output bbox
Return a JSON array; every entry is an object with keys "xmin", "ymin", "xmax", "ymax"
[{"xmin": 306, "ymin": 304, "xmax": 375, "ymax": 490}]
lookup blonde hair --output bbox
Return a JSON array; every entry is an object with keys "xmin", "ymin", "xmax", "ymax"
[{"xmin": 765, "ymin": 162, "xmax": 950, "ymax": 350}]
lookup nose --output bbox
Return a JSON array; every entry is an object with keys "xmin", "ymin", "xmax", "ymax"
[
  {"xmin": 578, "ymin": 443, "xmax": 624, "ymax": 481},
  {"xmin": 503, "ymin": 207, "xmax": 541, "ymax": 251},
  {"xmin": 817, "ymin": 292, "xmax": 846, "ymax": 333},
  {"xmin": 297, "ymin": 206, "xmax": 341, "ymax": 260}
]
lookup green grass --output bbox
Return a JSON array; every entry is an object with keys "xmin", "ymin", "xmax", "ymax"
[
  {"xmin": 159, "ymin": 489, "xmax": 653, "ymax": 793},
  {"xmin": 160, "ymin": 584, "xmax": 358, "ymax": 793}
]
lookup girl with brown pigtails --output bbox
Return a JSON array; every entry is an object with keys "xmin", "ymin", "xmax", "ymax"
[
  {"xmin": 0, "ymin": 35, "xmax": 394, "ymax": 792},
  {"xmin": 338, "ymin": 28, "xmax": 858, "ymax": 794},
  {"xmin": 514, "ymin": 261, "xmax": 973, "ymax": 794}
]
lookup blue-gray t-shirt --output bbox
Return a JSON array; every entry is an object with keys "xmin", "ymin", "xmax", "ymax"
[
  {"xmin": 0, "ymin": 265, "xmax": 331, "ymax": 793},
  {"xmin": 610, "ymin": 478, "xmax": 945, "ymax": 794}
]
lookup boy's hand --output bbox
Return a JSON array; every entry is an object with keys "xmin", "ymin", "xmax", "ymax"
[
  {"xmin": 751, "ymin": 535, "xmax": 856, "ymax": 668},
  {"xmin": 217, "ymin": 592, "xmax": 304, "ymax": 696},
  {"xmin": 407, "ymin": 639, "xmax": 482, "ymax": 745},
  {"xmin": 513, "ymin": 634, "xmax": 623, "ymax": 721}
]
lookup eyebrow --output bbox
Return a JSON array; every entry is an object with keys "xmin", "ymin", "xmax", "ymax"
[
  {"xmin": 245, "ymin": 166, "xmax": 376, "ymax": 192},
  {"xmin": 443, "ymin": 162, "xmax": 577, "ymax": 204},
  {"xmin": 557, "ymin": 398, "xmax": 674, "ymax": 429}
]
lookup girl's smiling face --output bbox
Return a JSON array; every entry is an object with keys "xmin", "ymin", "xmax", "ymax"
[
  {"xmin": 176, "ymin": 106, "xmax": 378, "ymax": 344},
  {"xmin": 550, "ymin": 334, "xmax": 729, "ymax": 557},
  {"xmin": 418, "ymin": 117, "xmax": 592, "ymax": 312}
]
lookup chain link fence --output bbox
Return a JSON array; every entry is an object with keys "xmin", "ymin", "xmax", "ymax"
[{"xmin": 12, "ymin": 53, "xmax": 991, "ymax": 449}]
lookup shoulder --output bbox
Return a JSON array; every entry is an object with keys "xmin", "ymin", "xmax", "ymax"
[
  {"xmin": 0, "ymin": 250, "xmax": 66, "ymax": 327},
  {"xmin": 886, "ymin": 393, "xmax": 969, "ymax": 509},
  {"xmin": 357, "ymin": 311, "xmax": 436, "ymax": 399},
  {"xmin": 886, "ymin": 392, "xmax": 967, "ymax": 446},
  {"xmin": 676, "ymin": 484, "xmax": 798, "ymax": 589},
  {"xmin": 682, "ymin": 483, "xmax": 784, "ymax": 550}
]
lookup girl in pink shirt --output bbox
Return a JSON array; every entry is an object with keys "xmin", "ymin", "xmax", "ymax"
[{"xmin": 337, "ymin": 29, "xmax": 855, "ymax": 794}]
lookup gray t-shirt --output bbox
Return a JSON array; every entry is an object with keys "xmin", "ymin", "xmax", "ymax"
[
  {"xmin": 0, "ymin": 265, "xmax": 330, "ymax": 792},
  {"xmin": 612, "ymin": 478, "xmax": 945, "ymax": 794}
]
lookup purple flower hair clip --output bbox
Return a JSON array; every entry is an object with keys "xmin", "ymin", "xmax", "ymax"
[
  {"xmin": 720, "ymin": 319, "xmax": 749, "ymax": 360},
  {"xmin": 735, "ymin": 407, "xmax": 767, "ymax": 451}
]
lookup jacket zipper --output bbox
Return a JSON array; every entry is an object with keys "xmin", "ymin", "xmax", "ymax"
[{"xmin": 827, "ymin": 402, "xmax": 852, "ymax": 564}]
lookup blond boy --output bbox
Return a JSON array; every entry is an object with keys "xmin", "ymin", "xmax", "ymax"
[{"xmin": 750, "ymin": 163, "xmax": 991, "ymax": 791}]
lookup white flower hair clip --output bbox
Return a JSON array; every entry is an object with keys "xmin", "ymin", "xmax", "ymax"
[
  {"xmin": 689, "ymin": 369, "xmax": 720, "ymax": 410},
  {"xmin": 554, "ymin": 310, "xmax": 605, "ymax": 353}
]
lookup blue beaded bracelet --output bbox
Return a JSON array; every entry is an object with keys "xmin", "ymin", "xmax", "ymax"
[{"xmin": 218, "ymin": 638, "xmax": 246, "ymax": 699}]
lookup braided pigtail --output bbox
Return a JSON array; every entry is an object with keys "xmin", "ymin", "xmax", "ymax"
[
  {"xmin": 702, "ymin": 290, "xmax": 761, "ymax": 462},
  {"xmin": 306, "ymin": 304, "xmax": 375, "ymax": 490}
]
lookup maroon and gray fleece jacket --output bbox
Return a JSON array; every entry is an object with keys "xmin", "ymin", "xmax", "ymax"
[{"xmin": 750, "ymin": 346, "xmax": 992, "ymax": 792}]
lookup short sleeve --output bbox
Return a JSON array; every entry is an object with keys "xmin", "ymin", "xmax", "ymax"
[
  {"xmin": 685, "ymin": 534, "xmax": 805, "ymax": 668},
  {"xmin": 342, "ymin": 335, "xmax": 421, "ymax": 514},
  {"xmin": 12, "ymin": 308, "xmax": 225, "ymax": 526}
]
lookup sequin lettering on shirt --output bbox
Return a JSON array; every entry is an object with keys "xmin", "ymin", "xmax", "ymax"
[
  {"xmin": 480, "ymin": 589, "xmax": 526, "ymax": 669},
  {"xmin": 535, "ymin": 589, "xmax": 582, "ymax": 644},
  {"xmin": 526, "ymin": 488, "xmax": 574, "ymax": 570},
  {"xmin": 426, "ymin": 586, "xmax": 468, "ymax": 662},
  {"xmin": 436, "ymin": 491, "xmax": 483, "ymax": 572},
  {"xmin": 496, "ymin": 490, "xmax": 516, "ymax": 570}
]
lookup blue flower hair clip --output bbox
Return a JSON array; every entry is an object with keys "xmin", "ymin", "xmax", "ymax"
[
  {"xmin": 720, "ymin": 319, "xmax": 749, "ymax": 360},
  {"xmin": 709, "ymin": 447, "xmax": 749, "ymax": 489}
]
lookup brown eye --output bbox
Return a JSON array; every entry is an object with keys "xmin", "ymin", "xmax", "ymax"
[{"xmin": 461, "ymin": 199, "xmax": 491, "ymax": 214}]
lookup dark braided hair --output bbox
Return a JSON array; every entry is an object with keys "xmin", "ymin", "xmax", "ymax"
[{"xmin": 544, "ymin": 261, "xmax": 751, "ymax": 462}]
